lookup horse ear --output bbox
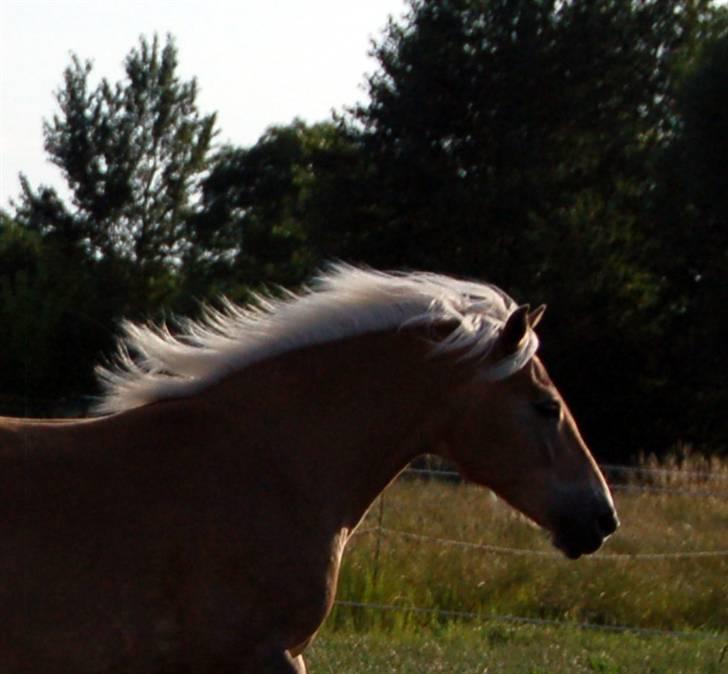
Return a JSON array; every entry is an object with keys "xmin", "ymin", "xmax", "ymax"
[
  {"xmin": 528, "ymin": 304, "xmax": 546, "ymax": 329},
  {"xmin": 499, "ymin": 304, "xmax": 530, "ymax": 355}
]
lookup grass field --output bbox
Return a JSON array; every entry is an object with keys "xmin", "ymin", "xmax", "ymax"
[
  {"xmin": 306, "ymin": 623, "xmax": 726, "ymax": 673},
  {"xmin": 308, "ymin": 454, "xmax": 728, "ymax": 673}
]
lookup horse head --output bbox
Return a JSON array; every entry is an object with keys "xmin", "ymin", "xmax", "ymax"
[{"xmin": 442, "ymin": 305, "xmax": 619, "ymax": 559}]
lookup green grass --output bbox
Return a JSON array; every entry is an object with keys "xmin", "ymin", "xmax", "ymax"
[
  {"xmin": 307, "ymin": 622, "xmax": 726, "ymax": 674},
  {"xmin": 332, "ymin": 482, "xmax": 727, "ymax": 632},
  {"xmin": 310, "ymin": 455, "xmax": 728, "ymax": 672}
]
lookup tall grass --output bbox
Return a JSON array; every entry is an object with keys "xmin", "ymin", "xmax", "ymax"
[{"xmin": 329, "ymin": 454, "xmax": 728, "ymax": 635}]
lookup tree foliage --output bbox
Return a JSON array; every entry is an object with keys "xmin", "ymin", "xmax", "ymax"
[
  {"xmin": 3, "ymin": 35, "xmax": 217, "ymax": 408},
  {"xmin": 353, "ymin": 0, "xmax": 694, "ymax": 277},
  {"xmin": 647, "ymin": 8, "xmax": 728, "ymax": 448},
  {"xmin": 190, "ymin": 120, "xmax": 383, "ymax": 292},
  {"xmin": 338, "ymin": 0, "xmax": 712, "ymax": 457},
  {"xmin": 17, "ymin": 34, "xmax": 216, "ymax": 276},
  {"xmin": 0, "ymin": 215, "xmax": 120, "ymax": 411}
]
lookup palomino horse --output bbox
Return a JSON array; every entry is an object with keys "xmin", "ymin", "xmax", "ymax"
[{"xmin": 0, "ymin": 265, "xmax": 618, "ymax": 673}]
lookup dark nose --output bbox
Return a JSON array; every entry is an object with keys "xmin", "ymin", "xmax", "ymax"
[{"xmin": 597, "ymin": 508, "xmax": 619, "ymax": 537}]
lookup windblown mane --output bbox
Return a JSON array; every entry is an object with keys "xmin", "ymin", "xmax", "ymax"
[{"xmin": 95, "ymin": 264, "xmax": 539, "ymax": 414}]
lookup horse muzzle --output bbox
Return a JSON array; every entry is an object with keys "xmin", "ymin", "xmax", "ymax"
[{"xmin": 550, "ymin": 500, "xmax": 619, "ymax": 560}]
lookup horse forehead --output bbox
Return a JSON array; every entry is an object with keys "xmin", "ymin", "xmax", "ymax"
[
  {"xmin": 530, "ymin": 356, "xmax": 554, "ymax": 388},
  {"xmin": 498, "ymin": 357, "xmax": 553, "ymax": 397}
]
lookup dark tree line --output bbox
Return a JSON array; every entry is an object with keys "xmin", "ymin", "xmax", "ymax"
[{"xmin": 1, "ymin": 2, "xmax": 726, "ymax": 461}]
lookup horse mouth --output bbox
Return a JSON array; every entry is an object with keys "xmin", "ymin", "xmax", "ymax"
[
  {"xmin": 550, "ymin": 508, "xmax": 620, "ymax": 560},
  {"xmin": 551, "ymin": 529, "xmax": 605, "ymax": 560}
]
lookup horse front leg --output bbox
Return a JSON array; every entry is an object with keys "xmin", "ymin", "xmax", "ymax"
[
  {"xmin": 257, "ymin": 650, "xmax": 306, "ymax": 674},
  {"xmin": 229, "ymin": 648, "xmax": 306, "ymax": 674},
  {"xmin": 290, "ymin": 653, "xmax": 307, "ymax": 673}
]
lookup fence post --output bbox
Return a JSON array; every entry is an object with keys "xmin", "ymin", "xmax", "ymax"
[{"xmin": 372, "ymin": 494, "xmax": 386, "ymax": 586}]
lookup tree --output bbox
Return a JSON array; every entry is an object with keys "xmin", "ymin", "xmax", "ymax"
[
  {"xmin": 0, "ymin": 213, "xmax": 120, "ymax": 413},
  {"xmin": 346, "ymin": 0, "xmax": 710, "ymax": 459},
  {"xmin": 647, "ymin": 9, "xmax": 728, "ymax": 452},
  {"xmin": 353, "ymin": 0, "xmax": 696, "ymax": 279},
  {"xmin": 3, "ymin": 35, "xmax": 218, "ymax": 409},
  {"xmin": 193, "ymin": 123, "xmax": 314, "ymax": 290},
  {"xmin": 14, "ymin": 34, "xmax": 216, "ymax": 310},
  {"xmin": 192, "ymin": 120, "xmax": 382, "ymax": 293},
  {"xmin": 679, "ymin": 20, "xmax": 728, "ymax": 224}
]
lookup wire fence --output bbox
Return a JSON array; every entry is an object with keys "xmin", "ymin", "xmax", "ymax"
[
  {"xmin": 406, "ymin": 462, "xmax": 728, "ymax": 481},
  {"xmin": 403, "ymin": 466, "xmax": 728, "ymax": 499},
  {"xmin": 355, "ymin": 526, "xmax": 728, "ymax": 560},
  {"xmin": 602, "ymin": 463, "xmax": 728, "ymax": 482},
  {"xmin": 336, "ymin": 462, "xmax": 728, "ymax": 643},
  {"xmin": 333, "ymin": 599, "xmax": 725, "ymax": 641}
]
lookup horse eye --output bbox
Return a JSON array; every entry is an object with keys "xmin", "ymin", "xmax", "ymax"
[{"xmin": 534, "ymin": 399, "xmax": 561, "ymax": 419}]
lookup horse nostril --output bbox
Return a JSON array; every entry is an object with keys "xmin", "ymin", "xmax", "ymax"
[{"xmin": 597, "ymin": 509, "xmax": 619, "ymax": 537}]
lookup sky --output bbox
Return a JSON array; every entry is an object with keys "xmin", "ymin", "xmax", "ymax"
[{"xmin": 0, "ymin": 0, "xmax": 407, "ymax": 207}]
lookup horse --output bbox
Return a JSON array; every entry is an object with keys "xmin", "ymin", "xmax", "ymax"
[{"xmin": 0, "ymin": 264, "xmax": 618, "ymax": 673}]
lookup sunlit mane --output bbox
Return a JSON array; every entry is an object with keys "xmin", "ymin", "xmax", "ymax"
[{"xmin": 95, "ymin": 264, "xmax": 539, "ymax": 414}]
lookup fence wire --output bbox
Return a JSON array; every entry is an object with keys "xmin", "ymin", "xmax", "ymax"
[
  {"xmin": 602, "ymin": 463, "xmax": 728, "ymax": 482},
  {"xmin": 339, "ymin": 466, "xmax": 727, "ymax": 644},
  {"xmin": 333, "ymin": 599, "xmax": 725, "ymax": 641},
  {"xmin": 403, "ymin": 467, "xmax": 728, "ymax": 499},
  {"xmin": 354, "ymin": 526, "xmax": 728, "ymax": 560}
]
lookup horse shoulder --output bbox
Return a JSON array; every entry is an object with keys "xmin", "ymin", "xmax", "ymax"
[{"xmin": 0, "ymin": 419, "xmax": 20, "ymax": 455}]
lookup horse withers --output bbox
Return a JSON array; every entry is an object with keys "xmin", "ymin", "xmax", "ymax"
[{"xmin": 0, "ymin": 266, "xmax": 617, "ymax": 673}]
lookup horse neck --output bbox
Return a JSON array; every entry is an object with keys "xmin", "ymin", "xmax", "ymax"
[{"xmin": 202, "ymin": 329, "xmax": 461, "ymax": 531}]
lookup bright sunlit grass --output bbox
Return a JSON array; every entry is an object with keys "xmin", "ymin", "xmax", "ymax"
[{"xmin": 310, "ymin": 455, "xmax": 727, "ymax": 672}]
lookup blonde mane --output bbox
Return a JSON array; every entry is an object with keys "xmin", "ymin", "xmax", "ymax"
[{"xmin": 95, "ymin": 264, "xmax": 539, "ymax": 414}]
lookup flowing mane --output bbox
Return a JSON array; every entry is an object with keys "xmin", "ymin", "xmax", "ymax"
[{"xmin": 95, "ymin": 264, "xmax": 539, "ymax": 414}]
